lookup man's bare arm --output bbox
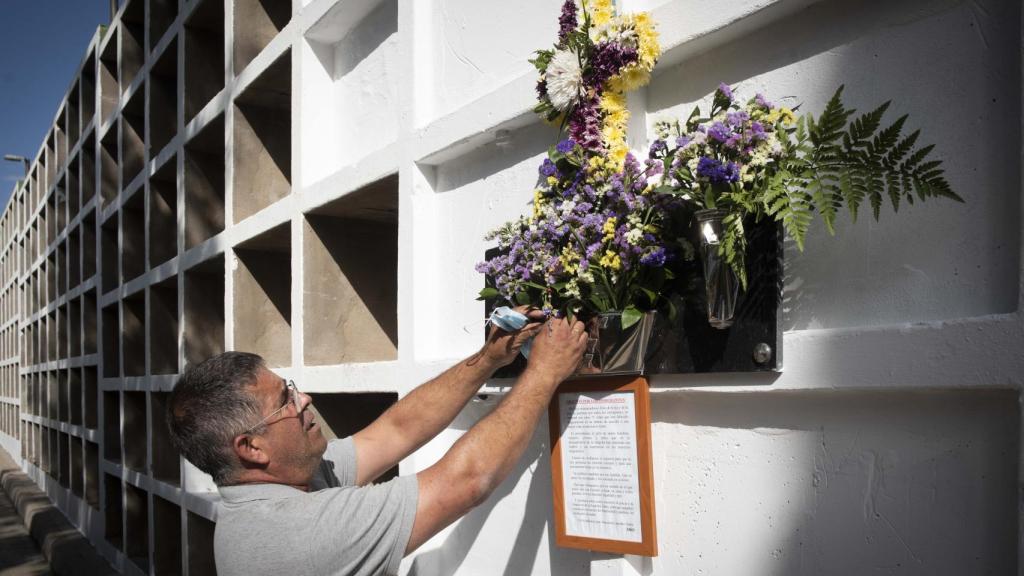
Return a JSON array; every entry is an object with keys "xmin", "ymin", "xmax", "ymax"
[
  {"xmin": 405, "ymin": 317, "xmax": 587, "ymax": 553},
  {"xmin": 352, "ymin": 311, "xmax": 543, "ymax": 485}
]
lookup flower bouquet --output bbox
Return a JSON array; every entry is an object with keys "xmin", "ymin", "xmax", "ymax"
[
  {"xmin": 476, "ymin": 0, "xmax": 671, "ymax": 373},
  {"xmin": 648, "ymin": 84, "xmax": 962, "ymax": 325}
]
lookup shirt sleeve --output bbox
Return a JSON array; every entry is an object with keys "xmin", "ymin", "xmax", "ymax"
[
  {"xmin": 307, "ymin": 474, "xmax": 419, "ymax": 576},
  {"xmin": 316, "ymin": 437, "xmax": 358, "ymax": 488}
]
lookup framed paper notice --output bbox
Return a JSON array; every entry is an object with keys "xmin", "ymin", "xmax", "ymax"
[{"xmin": 549, "ymin": 376, "xmax": 657, "ymax": 556}]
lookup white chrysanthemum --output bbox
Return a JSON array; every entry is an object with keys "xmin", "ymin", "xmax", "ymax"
[{"xmin": 546, "ymin": 49, "xmax": 583, "ymax": 111}]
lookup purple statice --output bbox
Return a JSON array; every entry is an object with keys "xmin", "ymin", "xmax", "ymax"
[
  {"xmin": 586, "ymin": 42, "xmax": 638, "ymax": 89},
  {"xmin": 717, "ymin": 82, "xmax": 733, "ymax": 102},
  {"xmin": 754, "ymin": 93, "xmax": 773, "ymax": 109},
  {"xmin": 640, "ymin": 247, "xmax": 667, "ymax": 267},
  {"xmin": 568, "ymin": 95, "xmax": 604, "ymax": 152},
  {"xmin": 558, "ymin": 0, "xmax": 578, "ymax": 42},
  {"xmin": 675, "ymin": 135, "xmax": 692, "ymax": 149},
  {"xmin": 725, "ymin": 110, "xmax": 749, "ymax": 127},
  {"xmin": 536, "ymin": 79, "xmax": 548, "ymax": 100},
  {"xmin": 696, "ymin": 157, "xmax": 740, "ymax": 184},
  {"xmin": 648, "ymin": 139, "xmax": 667, "ymax": 157},
  {"xmin": 539, "ymin": 158, "xmax": 559, "ymax": 178},
  {"xmin": 706, "ymin": 121, "xmax": 732, "ymax": 143},
  {"xmin": 556, "ymin": 138, "xmax": 576, "ymax": 154}
]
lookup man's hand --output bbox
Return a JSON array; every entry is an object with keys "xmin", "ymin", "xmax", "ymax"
[
  {"xmin": 478, "ymin": 306, "xmax": 546, "ymax": 368},
  {"xmin": 524, "ymin": 316, "xmax": 588, "ymax": 385}
]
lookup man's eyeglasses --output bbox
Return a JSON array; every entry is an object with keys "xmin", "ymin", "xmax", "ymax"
[{"xmin": 241, "ymin": 379, "xmax": 302, "ymax": 435}]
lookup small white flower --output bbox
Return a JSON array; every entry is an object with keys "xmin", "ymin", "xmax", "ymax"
[{"xmin": 546, "ymin": 49, "xmax": 583, "ymax": 112}]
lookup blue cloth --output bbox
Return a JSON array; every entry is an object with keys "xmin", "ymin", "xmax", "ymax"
[{"xmin": 488, "ymin": 306, "xmax": 534, "ymax": 358}]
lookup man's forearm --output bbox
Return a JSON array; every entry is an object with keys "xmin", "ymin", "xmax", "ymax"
[{"xmin": 376, "ymin": 351, "xmax": 501, "ymax": 453}]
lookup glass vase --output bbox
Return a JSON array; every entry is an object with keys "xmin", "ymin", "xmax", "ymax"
[
  {"xmin": 574, "ymin": 311, "xmax": 655, "ymax": 376},
  {"xmin": 695, "ymin": 209, "xmax": 739, "ymax": 329}
]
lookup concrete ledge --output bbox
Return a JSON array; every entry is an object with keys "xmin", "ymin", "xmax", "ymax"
[{"xmin": 0, "ymin": 448, "xmax": 117, "ymax": 576}]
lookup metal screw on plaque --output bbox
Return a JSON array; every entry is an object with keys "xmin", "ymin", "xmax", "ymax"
[{"xmin": 752, "ymin": 342, "xmax": 773, "ymax": 365}]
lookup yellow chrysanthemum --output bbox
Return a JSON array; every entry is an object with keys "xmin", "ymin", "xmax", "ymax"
[
  {"xmin": 633, "ymin": 14, "xmax": 660, "ymax": 69},
  {"xmin": 588, "ymin": 0, "xmax": 614, "ymax": 26},
  {"xmin": 609, "ymin": 66, "xmax": 651, "ymax": 93},
  {"xmin": 599, "ymin": 250, "xmax": 622, "ymax": 271},
  {"xmin": 608, "ymin": 143, "xmax": 628, "ymax": 170}
]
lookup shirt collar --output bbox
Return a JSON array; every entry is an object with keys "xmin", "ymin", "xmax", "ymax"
[{"xmin": 218, "ymin": 482, "xmax": 308, "ymax": 503}]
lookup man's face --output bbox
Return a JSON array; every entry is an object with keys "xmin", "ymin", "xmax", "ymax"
[{"xmin": 249, "ymin": 368, "xmax": 328, "ymax": 482}]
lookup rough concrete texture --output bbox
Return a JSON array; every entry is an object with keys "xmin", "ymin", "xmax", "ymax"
[
  {"xmin": 0, "ymin": 448, "xmax": 115, "ymax": 576},
  {"xmin": 304, "ymin": 215, "xmax": 398, "ymax": 365},
  {"xmin": 234, "ymin": 246, "xmax": 291, "ymax": 367}
]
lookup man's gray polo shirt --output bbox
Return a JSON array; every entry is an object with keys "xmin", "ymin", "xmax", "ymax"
[{"xmin": 215, "ymin": 437, "xmax": 419, "ymax": 576}]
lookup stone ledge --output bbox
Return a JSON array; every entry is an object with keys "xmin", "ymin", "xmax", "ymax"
[{"xmin": 0, "ymin": 447, "xmax": 117, "ymax": 576}]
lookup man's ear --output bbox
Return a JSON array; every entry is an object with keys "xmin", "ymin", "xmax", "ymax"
[{"xmin": 233, "ymin": 434, "xmax": 270, "ymax": 466}]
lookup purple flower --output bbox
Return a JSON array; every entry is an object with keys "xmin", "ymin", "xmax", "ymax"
[
  {"xmin": 717, "ymin": 82, "xmax": 733, "ymax": 102},
  {"xmin": 539, "ymin": 158, "xmax": 558, "ymax": 178},
  {"xmin": 754, "ymin": 93, "xmax": 773, "ymax": 109},
  {"xmin": 640, "ymin": 247, "xmax": 667, "ymax": 267},
  {"xmin": 569, "ymin": 94, "xmax": 604, "ymax": 152},
  {"xmin": 696, "ymin": 157, "xmax": 740, "ymax": 184},
  {"xmin": 587, "ymin": 42, "xmax": 638, "ymax": 89},
  {"xmin": 675, "ymin": 135, "xmax": 691, "ymax": 148},
  {"xmin": 556, "ymin": 138, "xmax": 576, "ymax": 154},
  {"xmin": 648, "ymin": 139, "xmax": 667, "ymax": 157},
  {"xmin": 558, "ymin": 0, "xmax": 578, "ymax": 42},
  {"xmin": 706, "ymin": 121, "xmax": 732, "ymax": 143}
]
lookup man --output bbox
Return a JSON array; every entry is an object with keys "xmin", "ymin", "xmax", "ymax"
[{"xmin": 166, "ymin": 312, "xmax": 588, "ymax": 576}]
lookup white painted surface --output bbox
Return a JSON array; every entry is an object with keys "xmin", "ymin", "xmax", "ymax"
[{"xmin": 1, "ymin": 0, "xmax": 1020, "ymax": 574}]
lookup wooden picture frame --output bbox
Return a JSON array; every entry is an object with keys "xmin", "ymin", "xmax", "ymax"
[{"xmin": 548, "ymin": 376, "xmax": 657, "ymax": 556}]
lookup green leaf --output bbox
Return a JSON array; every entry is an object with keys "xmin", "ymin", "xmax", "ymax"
[
  {"xmin": 621, "ymin": 306, "xmax": 643, "ymax": 330},
  {"xmin": 477, "ymin": 287, "xmax": 500, "ymax": 301}
]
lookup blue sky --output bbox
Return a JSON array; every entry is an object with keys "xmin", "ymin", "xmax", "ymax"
[{"xmin": 0, "ymin": 1, "xmax": 110, "ymax": 209}]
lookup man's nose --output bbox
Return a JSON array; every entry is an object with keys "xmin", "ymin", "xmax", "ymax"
[{"xmin": 297, "ymin": 389, "xmax": 313, "ymax": 412}]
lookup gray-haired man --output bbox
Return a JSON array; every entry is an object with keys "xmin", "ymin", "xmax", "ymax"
[{"xmin": 167, "ymin": 312, "xmax": 588, "ymax": 575}]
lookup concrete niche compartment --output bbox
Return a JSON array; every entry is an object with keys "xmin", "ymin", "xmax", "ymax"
[
  {"xmin": 150, "ymin": 392, "xmax": 180, "ymax": 485},
  {"xmin": 188, "ymin": 512, "xmax": 216, "ymax": 576},
  {"xmin": 123, "ymin": 291, "xmax": 146, "ymax": 377},
  {"xmin": 234, "ymin": 224, "xmax": 290, "ymax": 366},
  {"xmin": 82, "ymin": 132, "xmax": 96, "ymax": 204},
  {"xmin": 102, "ymin": 303, "xmax": 120, "ymax": 377},
  {"xmin": 103, "ymin": 391, "xmax": 120, "ymax": 462},
  {"xmin": 67, "ymin": 155, "xmax": 81, "ymax": 220},
  {"xmin": 85, "ymin": 366, "xmax": 98, "ymax": 429},
  {"xmin": 58, "ymin": 431, "xmax": 70, "ymax": 488},
  {"xmin": 304, "ymin": 175, "xmax": 397, "ymax": 365},
  {"xmin": 100, "ymin": 33, "xmax": 118, "ymax": 124},
  {"xmin": 82, "ymin": 53, "xmax": 96, "ymax": 127},
  {"xmin": 121, "ymin": 0, "xmax": 145, "ymax": 90},
  {"xmin": 184, "ymin": 0, "xmax": 225, "ymax": 123},
  {"xmin": 83, "ymin": 209, "xmax": 97, "ymax": 280},
  {"xmin": 69, "ymin": 367, "xmax": 82, "ymax": 426},
  {"xmin": 86, "ymin": 441, "xmax": 99, "ymax": 508},
  {"xmin": 69, "ymin": 223, "xmax": 81, "ymax": 289},
  {"xmin": 184, "ymin": 115, "xmax": 225, "ymax": 248},
  {"xmin": 151, "ymin": 157, "xmax": 177, "ymax": 268},
  {"xmin": 123, "ymin": 392, "xmax": 147, "ymax": 472},
  {"xmin": 235, "ymin": 0, "xmax": 291, "ymax": 73},
  {"xmin": 70, "ymin": 297, "xmax": 82, "ymax": 358},
  {"xmin": 150, "ymin": 39, "xmax": 179, "ymax": 158},
  {"xmin": 101, "ymin": 216, "xmax": 118, "ymax": 293},
  {"xmin": 153, "ymin": 495, "xmax": 182, "ymax": 576},
  {"xmin": 122, "ymin": 89, "xmax": 146, "ymax": 189},
  {"xmin": 233, "ymin": 51, "xmax": 291, "ymax": 222},
  {"xmin": 84, "ymin": 289, "xmax": 98, "ymax": 355},
  {"xmin": 104, "ymin": 474, "xmax": 123, "ymax": 548},
  {"xmin": 184, "ymin": 256, "xmax": 223, "ymax": 366},
  {"xmin": 122, "ymin": 190, "xmax": 146, "ymax": 282},
  {"xmin": 72, "ymin": 437, "xmax": 84, "ymax": 498},
  {"xmin": 150, "ymin": 0, "xmax": 178, "ymax": 52},
  {"xmin": 125, "ymin": 482, "xmax": 149, "ymax": 571},
  {"xmin": 303, "ymin": 0, "xmax": 398, "ymax": 181},
  {"xmin": 150, "ymin": 276, "xmax": 178, "ymax": 375},
  {"xmin": 100, "ymin": 126, "xmax": 119, "ymax": 205}
]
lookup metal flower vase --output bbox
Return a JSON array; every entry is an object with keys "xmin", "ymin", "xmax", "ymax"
[
  {"xmin": 574, "ymin": 311, "xmax": 656, "ymax": 377},
  {"xmin": 695, "ymin": 208, "xmax": 740, "ymax": 329}
]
